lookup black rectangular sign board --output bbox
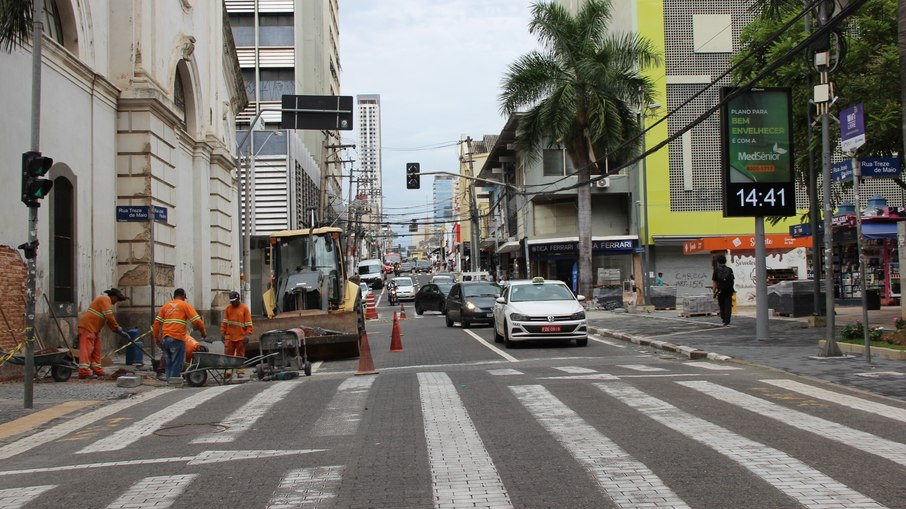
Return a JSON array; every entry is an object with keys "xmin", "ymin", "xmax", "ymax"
[{"xmin": 281, "ymin": 95, "xmax": 353, "ymax": 131}]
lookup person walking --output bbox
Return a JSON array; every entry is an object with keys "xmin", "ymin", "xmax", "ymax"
[
  {"xmin": 221, "ymin": 291, "xmax": 253, "ymax": 378},
  {"xmin": 76, "ymin": 288, "xmax": 131, "ymax": 379},
  {"xmin": 153, "ymin": 288, "xmax": 206, "ymax": 381},
  {"xmin": 712, "ymin": 255, "xmax": 735, "ymax": 326}
]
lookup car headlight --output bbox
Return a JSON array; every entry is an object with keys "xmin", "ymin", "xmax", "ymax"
[
  {"xmin": 570, "ymin": 310, "xmax": 586, "ymax": 320},
  {"xmin": 509, "ymin": 312, "xmax": 529, "ymax": 321},
  {"xmin": 465, "ymin": 301, "xmax": 477, "ymax": 311}
]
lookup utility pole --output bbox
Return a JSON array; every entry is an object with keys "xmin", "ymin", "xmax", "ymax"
[{"xmin": 465, "ymin": 138, "xmax": 480, "ymax": 272}]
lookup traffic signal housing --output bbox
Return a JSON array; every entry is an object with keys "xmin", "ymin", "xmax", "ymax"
[
  {"xmin": 406, "ymin": 162, "xmax": 420, "ymax": 189},
  {"xmin": 21, "ymin": 151, "xmax": 54, "ymax": 207}
]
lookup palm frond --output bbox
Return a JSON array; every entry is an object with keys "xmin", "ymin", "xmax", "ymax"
[{"xmin": 0, "ymin": 0, "xmax": 33, "ymax": 53}]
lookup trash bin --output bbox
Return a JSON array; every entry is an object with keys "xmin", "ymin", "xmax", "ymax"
[
  {"xmin": 866, "ymin": 289, "xmax": 881, "ymax": 310},
  {"xmin": 125, "ymin": 327, "xmax": 144, "ymax": 367}
]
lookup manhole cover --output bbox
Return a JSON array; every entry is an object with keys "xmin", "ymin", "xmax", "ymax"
[{"xmin": 154, "ymin": 423, "xmax": 228, "ymax": 437}]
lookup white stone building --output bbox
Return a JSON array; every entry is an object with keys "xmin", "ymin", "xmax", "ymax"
[{"xmin": 0, "ymin": 0, "xmax": 247, "ymax": 351}]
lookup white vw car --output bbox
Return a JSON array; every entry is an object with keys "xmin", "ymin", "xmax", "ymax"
[
  {"xmin": 493, "ymin": 277, "xmax": 588, "ymax": 348},
  {"xmin": 391, "ymin": 276, "xmax": 417, "ymax": 301}
]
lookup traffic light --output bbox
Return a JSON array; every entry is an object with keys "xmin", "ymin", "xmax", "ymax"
[
  {"xmin": 21, "ymin": 151, "xmax": 54, "ymax": 207},
  {"xmin": 409, "ymin": 219, "xmax": 417, "ymax": 232},
  {"xmin": 406, "ymin": 162, "xmax": 420, "ymax": 189}
]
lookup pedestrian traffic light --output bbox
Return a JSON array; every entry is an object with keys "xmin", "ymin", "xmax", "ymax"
[
  {"xmin": 406, "ymin": 163, "xmax": 420, "ymax": 189},
  {"xmin": 21, "ymin": 151, "xmax": 54, "ymax": 207}
]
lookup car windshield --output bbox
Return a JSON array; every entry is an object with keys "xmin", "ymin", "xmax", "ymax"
[
  {"xmin": 509, "ymin": 284, "xmax": 575, "ymax": 302},
  {"xmin": 436, "ymin": 283, "xmax": 453, "ymax": 295},
  {"xmin": 394, "ymin": 278, "xmax": 414, "ymax": 287},
  {"xmin": 358, "ymin": 264, "xmax": 381, "ymax": 275},
  {"xmin": 462, "ymin": 283, "xmax": 501, "ymax": 298}
]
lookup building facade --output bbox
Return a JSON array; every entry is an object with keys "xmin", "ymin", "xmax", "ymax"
[
  {"xmin": 354, "ymin": 94, "xmax": 383, "ymax": 260},
  {"xmin": 0, "ymin": 0, "xmax": 247, "ymax": 354}
]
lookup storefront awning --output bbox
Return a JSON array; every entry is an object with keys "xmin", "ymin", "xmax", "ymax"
[
  {"xmin": 862, "ymin": 222, "xmax": 898, "ymax": 239},
  {"xmin": 497, "ymin": 240, "xmax": 521, "ymax": 254},
  {"xmin": 683, "ymin": 234, "xmax": 812, "ymax": 254}
]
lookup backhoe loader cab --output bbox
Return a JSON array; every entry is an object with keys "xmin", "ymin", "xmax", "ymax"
[{"xmin": 270, "ymin": 227, "xmax": 346, "ymax": 314}]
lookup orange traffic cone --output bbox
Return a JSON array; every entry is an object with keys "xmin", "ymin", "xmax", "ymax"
[
  {"xmin": 365, "ymin": 293, "xmax": 379, "ymax": 320},
  {"xmin": 390, "ymin": 312, "xmax": 404, "ymax": 352},
  {"xmin": 399, "ymin": 303, "xmax": 408, "ymax": 320},
  {"xmin": 355, "ymin": 329, "xmax": 378, "ymax": 375}
]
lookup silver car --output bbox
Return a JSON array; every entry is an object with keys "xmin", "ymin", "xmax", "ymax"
[{"xmin": 392, "ymin": 277, "xmax": 417, "ymax": 301}]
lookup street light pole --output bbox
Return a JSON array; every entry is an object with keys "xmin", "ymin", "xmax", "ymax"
[{"xmin": 639, "ymin": 102, "xmax": 661, "ymax": 306}]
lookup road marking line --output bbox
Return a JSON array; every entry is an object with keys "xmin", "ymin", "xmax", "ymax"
[
  {"xmin": 267, "ymin": 465, "xmax": 344, "ymax": 508},
  {"xmin": 488, "ymin": 369, "xmax": 523, "ymax": 376},
  {"xmin": 106, "ymin": 474, "xmax": 196, "ymax": 509},
  {"xmin": 763, "ymin": 379, "xmax": 906, "ymax": 423},
  {"xmin": 511, "ymin": 385, "xmax": 689, "ymax": 508},
  {"xmin": 311, "ymin": 361, "xmax": 323, "ymax": 373},
  {"xmin": 418, "ymin": 372, "xmax": 512, "ymax": 509},
  {"xmin": 311, "ymin": 376, "xmax": 376, "ymax": 436},
  {"xmin": 598, "ymin": 382, "xmax": 884, "ymax": 509},
  {"xmin": 589, "ymin": 334, "xmax": 626, "ymax": 348},
  {"xmin": 192, "ymin": 381, "xmax": 300, "ymax": 444},
  {"xmin": 679, "ymin": 380, "xmax": 906, "ymax": 469},
  {"xmin": 617, "ymin": 364, "xmax": 666, "ymax": 372},
  {"xmin": 539, "ymin": 373, "xmax": 619, "ymax": 381},
  {"xmin": 0, "ymin": 485, "xmax": 55, "ymax": 508},
  {"xmin": 684, "ymin": 362, "xmax": 741, "ymax": 371},
  {"xmin": 0, "ymin": 389, "xmax": 170, "ymax": 461},
  {"xmin": 463, "ymin": 329, "xmax": 519, "ymax": 362},
  {"xmin": 0, "ymin": 400, "xmax": 98, "ymax": 441},
  {"xmin": 553, "ymin": 366, "xmax": 597, "ymax": 374},
  {"xmin": 78, "ymin": 385, "xmax": 238, "ymax": 454}
]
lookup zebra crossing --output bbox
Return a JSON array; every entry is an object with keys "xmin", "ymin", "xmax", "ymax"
[{"xmin": 0, "ymin": 362, "xmax": 903, "ymax": 508}]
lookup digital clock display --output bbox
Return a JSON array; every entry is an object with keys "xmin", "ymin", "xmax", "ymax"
[{"xmin": 724, "ymin": 182, "xmax": 796, "ymax": 217}]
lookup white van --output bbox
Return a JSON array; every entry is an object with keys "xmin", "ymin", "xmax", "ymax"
[{"xmin": 357, "ymin": 259, "xmax": 385, "ymax": 289}]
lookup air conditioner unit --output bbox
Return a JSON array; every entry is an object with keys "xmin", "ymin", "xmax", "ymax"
[{"xmin": 594, "ymin": 177, "xmax": 610, "ymax": 188}]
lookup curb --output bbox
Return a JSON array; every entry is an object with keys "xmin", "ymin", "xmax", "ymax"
[{"xmin": 588, "ymin": 326, "xmax": 726, "ymax": 361}]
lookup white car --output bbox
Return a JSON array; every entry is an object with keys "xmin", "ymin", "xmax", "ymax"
[
  {"xmin": 391, "ymin": 276, "xmax": 417, "ymax": 301},
  {"xmin": 493, "ymin": 277, "xmax": 588, "ymax": 348},
  {"xmin": 359, "ymin": 282, "xmax": 373, "ymax": 302}
]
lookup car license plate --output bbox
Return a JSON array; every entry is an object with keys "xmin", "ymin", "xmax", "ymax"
[{"xmin": 541, "ymin": 325, "xmax": 561, "ymax": 332}]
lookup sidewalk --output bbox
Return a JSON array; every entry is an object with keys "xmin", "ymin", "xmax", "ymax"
[{"xmin": 586, "ymin": 303, "xmax": 906, "ymax": 401}]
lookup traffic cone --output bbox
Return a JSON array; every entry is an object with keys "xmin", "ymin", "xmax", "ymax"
[
  {"xmin": 399, "ymin": 303, "xmax": 408, "ymax": 320},
  {"xmin": 365, "ymin": 293, "xmax": 379, "ymax": 320},
  {"xmin": 355, "ymin": 329, "xmax": 378, "ymax": 376},
  {"xmin": 390, "ymin": 312, "xmax": 404, "ymax": 352}
]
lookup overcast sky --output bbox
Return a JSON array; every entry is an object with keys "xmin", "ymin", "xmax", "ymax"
[{"xmin": 339, "ymin": 1, "xmax": 539, "ymax": 233}]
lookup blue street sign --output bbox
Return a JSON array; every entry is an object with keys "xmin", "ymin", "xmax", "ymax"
[
  {"xmin": 831, "ymin": 160, "xmax": 853, "ymax": 183},
  {"xmin": 116, "ymin": 205, "xmax": 168, "ymax": 222},
  {"xmin": 789, "ymin": 222, "xmax": 824, "ymax": 238},
  {"xmin": 860, "ymin": 157, "xmax": 901, "ymax": 178},
  {"xmin": 839, "ymin": 104, "xmax": 865, "ymax": 152}
]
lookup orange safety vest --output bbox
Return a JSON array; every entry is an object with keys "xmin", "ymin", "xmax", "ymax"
[
  {"xmin": 76, "ymin": 295, "xmax": 121, "ymax": 334},
  {"xmin": 221, "ymin": 303, "xmax": 253, "ymax": 341},
  {"xmin": 153, "ymin": 299, "xmax": 206, "ymax": 340}
]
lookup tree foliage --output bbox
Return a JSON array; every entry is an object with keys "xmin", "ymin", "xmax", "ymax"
[{"xmin": 0, "ymin": 0, "xmax": 33, "ymax": 53}]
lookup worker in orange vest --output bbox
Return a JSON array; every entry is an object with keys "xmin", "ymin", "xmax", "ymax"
[
  {"xmin": 221, "ymin": 291, "xmax": 253, "ymax": 378},
  {"xmin": 153, "ymin": 288, "xmax": 206, "ymax": 381},
  {"xmin": 76, "ymin": 288, "xmax": 131, "ymax": 379}
]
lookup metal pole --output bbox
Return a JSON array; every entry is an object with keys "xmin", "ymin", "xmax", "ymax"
[
  {"xmin": 755, "ymin": 217, "xmax": 769, "ymax": 340},
  {"xmin": 243, "ymin": 134, "xmax": 254, "ymax": 307},
  {"xmin": 640, "ymin": 113, "xmax": 651, "ymax": 306},
  {"xmin": 853, "ymin": 158, "xmax": 871, "ymax": 362},
  {"xmin": 821, "ymin": 82, "xmax": 842, "ymax": 356},
  {"xmin": 805, "ymin": 0, "xmax": 822, "ymax": 319},
  {"xmin": 148, "ymin": 181, "xmax": 156, "ymax": 359}
]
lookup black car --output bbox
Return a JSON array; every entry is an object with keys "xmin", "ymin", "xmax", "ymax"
[
  {"xmin": 414, "ymin": 282, "xmax": 453, "ymax": 315},
  {"xmin": 445, "ymin": 281, "xmax": 502, "ymax": 328}
]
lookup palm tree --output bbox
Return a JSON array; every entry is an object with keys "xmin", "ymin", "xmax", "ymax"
[
  {"xmin": 499, "ymin": 0, "xmax": 659, "ymax": 299},
  {"xmin": 0, "ymin": 0, "xmax": 33, "ymax": 52}
]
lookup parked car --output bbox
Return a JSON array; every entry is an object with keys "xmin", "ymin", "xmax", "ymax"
[
  {"xmin": 391, "ymin": 276, "xmax": 417, "ymax": 301},
  {"xmin": 492, "ymin": 277, "xmax": 588, "ymax": 348},
  {"xmin": 359, "ymin": 282, "xmax": 373, "ymax": 302},
  {"xmin": 444, "ymin": 281, "xmax": 502, "ymax": 328},
  {"xmin": 414, "ymin": 282, "xmax": 454, "ymax": 315}
]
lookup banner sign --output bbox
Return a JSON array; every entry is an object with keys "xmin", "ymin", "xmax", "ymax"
[
  {"xmin": 720, "ymin": 87, "xmax": 796, "ymax": 217},
  {"xmin": 116, "ymin": 205, "xmax": 167, "ymax": 222},
  {"xmin": 529, "ymin": 239, "xmax": 637, "ymax": 255},
  {"xmin": 839, "ymin": 103, "xmax": 866, "ymax": 153}
]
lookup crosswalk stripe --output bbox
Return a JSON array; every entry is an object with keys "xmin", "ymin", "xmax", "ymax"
[
  {"xmin": 192, "ymin": 381, "xmax": 300, "ymax": 444},
  {"xmin": 684, "ymin": 362, "xmax": 741, "ymax": 371},
  {"xmin": 267, "ymin": 465, "xmax": 344, "ymax": 508},
  {"xmin": 762, "ymin": 379, "xmax": 906, "ymax": 423},
  {"xmin": 0, "ymin": 389, "xmax": 170, "ymax": 461},
  {"xmin": 597, "ymin": 382, "xmax": 885, "ymax": 509},
  {"xmin": 617, "ymin": 364, "xmax": 666, "ymax": 372},
  {"xmin": 487, "ymin": 369, "xmax": 523, "ymax": 376},
  {"xmin": 106, "ymin": 474, "xmax": 196, "ymax": 509},
  {"xmin": 510, "ymin": 385, "xmax": 689, "ymax": 508},
  {"xmin": 553, "ymin": 366, "xmax": 596, "ymax": 374},
  {"xmin": 311, "ymin": 377, "xmax": 376, "ymax": 437},
  {"xmin": 78, "ymin": 385, "xmax": 239, "ymax": 454},
  {"xmin": 679, "ymin": 381, "xmax": 906, "ymax": 469},
  {"xmin": 418, "ymin": 372, "xmax": 512, "ymax": 509},
  {"xmin": 0, "ymin": 485, "xmax": 55, "ymax": 508}
]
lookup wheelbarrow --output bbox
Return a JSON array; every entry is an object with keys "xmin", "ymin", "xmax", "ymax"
[
  {"xmin": 182, "ymin": 351, "xmax": 276, "ymax": 387},
  {"xmin": 2, "ymin": 347, "xmax": 77, "ymax": 382}
]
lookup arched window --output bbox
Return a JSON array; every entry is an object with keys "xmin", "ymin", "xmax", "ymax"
[
  {"xmin": 50, "ymin": 176, "xmax": 75, "ymax": 306},
  {"xmin": 174, "ymin": 65, "xmax": 187, "ymax": 125},
  {"xmin": 43, "ymin": 0, "xmax": 64, "ymax": 45}
]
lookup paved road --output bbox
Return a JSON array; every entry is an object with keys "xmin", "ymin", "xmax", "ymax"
[{"xmin": 2, "ymin": 310, "xmax": 906, "ymax": 508}]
